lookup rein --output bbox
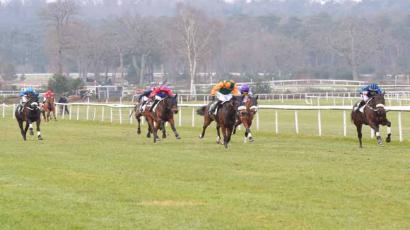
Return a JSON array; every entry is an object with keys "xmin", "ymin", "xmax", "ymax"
[{"xmin": 365, "ymin": 97, "xmax": 385, "ymax": 112}]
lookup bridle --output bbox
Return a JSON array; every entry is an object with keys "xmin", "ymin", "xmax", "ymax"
[{"xmin": 365, "ymin": 97, "xmax": 386, "ymax": 113}]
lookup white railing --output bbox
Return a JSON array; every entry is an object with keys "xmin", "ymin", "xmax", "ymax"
[{"xmin": 2, "ymin": 102, "xmax": 409, "ymax": 142}]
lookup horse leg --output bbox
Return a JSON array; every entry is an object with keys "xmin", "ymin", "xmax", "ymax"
[
  {"xmin": 145, "ymin": 118, "xmax": 152, "ymax": 138},
  {"xmin": 355, "ymin": 123, "xmax": 363, "ymax": 148},
  {"xmin": 216, "ymin": 124, "xmax": 222, "ymax": 144},
  {"xmin": 224, "ymin": 127, "xmax": 232, "ymax": 149},
  {"xmin": 28, "ymin": 120, "xmax": 34, "ymax": 136},
  {"xmin": 371, "ymin": 123, "xmax": 383, "ymax": 146},
  {"xmin": 222, "ymin": 126, "xmax": 230, "ymax": 149},
  {"xmin": 199, "ymin": 115, "xmax": 212, "ymax": 139},
  {"xmin": 24, "ymin": 121, "xmax": 30, "ymax": 139},
  {"xmin": 136, "ymin": 116, "xmax": 141, "ymax": 135},
  {"xmin": 36, "ymin": 119, "xmax": 43, "ymax": 140},
  {"xmin": 46, "ymin": 110, "xmax": 50, "ymax": 122},
  {"xmin": 161, "ymin": 121, "xmax": 167, "ymax": 139},
  {"xmin": 53, "ymin": 109, "xmax": 57, "ymax": 121},
  {"xmin": 247, "ymin": 119, "xmax": 254, "ymax": 142},
  {"xmin": 385, "ymin": 120, "xmax": 392, "ymax": 143},
  {"xmin": 233, "ymin": 119, "xmax": 241, "ymax": 135},
  {"xmin": 18, "ymin": 120, "xmax": 26, "ymax": 141},
  {"xmin": 153, "ymin": 120, "xmax": 161, "ymax": 143},
  {"xmin": 169, "ymin": 118, "xmax": 181, "ymax": 139}
]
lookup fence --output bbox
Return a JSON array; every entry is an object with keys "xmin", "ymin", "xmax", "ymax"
[{"xmin": 2, "ymin": 102, "xmax": 410, "ymax": 142}]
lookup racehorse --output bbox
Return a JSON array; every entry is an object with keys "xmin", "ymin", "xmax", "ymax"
[
  {"xmin": 198, "ymin": 97, "xmax": 238, "ymax": 148},
  {"xmin": 15, "ymin": 96, "xmax": 43, "ymax": 141},
  {"xmin": 42, "ymin": 96, "xmax": 57, "ymax": 122},
  {"xmin": 351, "ymin": 94, "xmax": 391, "ymax": 148},
  {"xmin": 233, "ymin": 95, "xmax": 258, "ymax": 142},
  {"xmin": 131, "ymin": 103, "xmax": 154, "ymax": 138},
  {"xmin": 132, "ymin": 95, "xmax": 180, "ymax": 143}
]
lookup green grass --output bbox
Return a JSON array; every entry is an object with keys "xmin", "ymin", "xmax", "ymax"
[{"xmin": 0, "ymin": 117, "xmax": 409, "ymax": 229}]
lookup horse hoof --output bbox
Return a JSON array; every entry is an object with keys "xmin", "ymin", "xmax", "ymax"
[
  {"xmin": 162, "ymin": 135, "xmax": 167, "ymax": 139},
  {"xmin": 198, "ymin": 135, "xmax": 203, "ymax": 139},
  {"xmin": 386, "ymin": 137, "xmax": 391, "ymax": 143},
  {"xmin": 249, "ymin": 138, "xmax": 254, "ymax": 143},
  {"xmin": 29, "ymin": 131, "xmax": 34, "ymax": 136},
  {"xmin": 38, "ymin": 136, "xmax": 43, "ymax": 140},
  {"xmin": 176, "ymin": 136, "xmax": 181, "ymax": 140}
]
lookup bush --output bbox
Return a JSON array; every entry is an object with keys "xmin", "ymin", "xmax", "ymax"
[
  {"xmin": 48, "ymin": 74, "xmax": 84, "ymax": 94},
  {"xmin": 253, "ymin": 80, "xmax": 272, "ymax": 94}
]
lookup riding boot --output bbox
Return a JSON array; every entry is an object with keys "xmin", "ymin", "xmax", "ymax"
[
  {"xmin": 139, "ymin": 101, "xmax": 146, "ymax": 112},
  {"xmin": 150, "ymin": 100, "xmax": 159, "ymax": 112},
  {"xmin": 355, "ymin": 100, "xmax": 365, "ymax": 112},
  {"xmin": 209, "ymin": 101, "xmax": 221, "ymax": 115}
]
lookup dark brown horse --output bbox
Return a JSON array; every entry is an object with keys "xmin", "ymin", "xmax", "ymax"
[
  {"xmin": 351, "ymin": 94, "xmax": 391, "ymax": 148},
  {"xmin": 198, "ymin": 97, "xmax": 238, "ymax": 148},
  {"xmin": 42, "ymin": 96, "xmax": 57, "ymax": 122},
  {"xmin": 131, "ymin": 102, "xmax": 154, "ymax": 138},
  {"xmin": 144, "ymin": 95, "xmax": 180, "ymax": 143},
  {"xmin": 15, "ymin": 96, "xmax": 43, "ymax": 141},
  {"xmin": 233, "ymin": 95, "xmax": 258, "ymax": 142}
]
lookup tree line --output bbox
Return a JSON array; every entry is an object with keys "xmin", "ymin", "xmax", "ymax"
[{"xmin": 0, "ymin": 0, "xmax": 410, "ymax": 93}]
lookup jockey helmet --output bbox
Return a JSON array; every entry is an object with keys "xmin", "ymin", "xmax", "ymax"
[
  {"xmin": 240, "ymin": 84, "xmax": 250, "ymax": 93},
  {"xmin": 369, "ymin": 83, "xmax": 378, "ymax": 91}
]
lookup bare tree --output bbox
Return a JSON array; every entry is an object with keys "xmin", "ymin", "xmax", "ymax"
[
  {"xmin": 175, "ymin": 4, "xmax": 221, "ymax": 94},
  {"xmin": 327, "ymin": 17, "xmax": 377, "ymax": 80},
  {"xmin": 42, "ymin": 0, "xmax": 78, "ymax": 75}
]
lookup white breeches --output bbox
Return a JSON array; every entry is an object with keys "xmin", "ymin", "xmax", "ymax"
[
  {"xmin": 361, "ymin": 92, "xmax": 369, "ymax": 102},
  {"xmin": 141, "ymin": 96, "xmax": 149, "ymax": 102},
  {"xmin": 216, "ymin": 92, "xmax": 232, "ymax": 102},
  {"xmin": 22, "ymin": 95, "xmax": 28, "ymax": 103}
]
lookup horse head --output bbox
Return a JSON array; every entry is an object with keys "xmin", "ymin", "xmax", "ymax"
[
  {"xmin": 165, "ymin": 94, "xmax": 178, "ymax": 114},
  {"xmin": 247, "ymin": 95, "xmax": 258, "ymax": 114},
  {"xmin": 368, "ymin": 94, "xmax": 386, "ymax": 117}
]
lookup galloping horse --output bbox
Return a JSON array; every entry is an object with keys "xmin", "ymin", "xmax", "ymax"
[
  {"xmin": 198, "ymin": 97, "xmax": 238, "ymax": 148},
  {"xmin": 351, "ymin": 94, "xmax": 391, "ymax": 148},
  {"xmin": 42, "ymin": 96, "xmax": 57, "ymax": 122},
  {"xmin": 15, "ymin": 96, "xmax": 43, "ymax": 141},
  {"xmin": 131, "ymin": 103, "xmax": 154, "ymax": 138},
  {"xmin": 233, "ymin": 95, "xmax": 258, "ymax": 142},
  {"xmin": 144, "ymin": 95, "xmax": 180, "ymax": 143}
]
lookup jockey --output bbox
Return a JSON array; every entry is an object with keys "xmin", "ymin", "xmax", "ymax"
[
  {"xmin": 19, "ymin": 87, "xmax": 39, "ymax": 112},
  {"xmin": 240, "ymin": 83, "xmax": 253, "ymax": 102},
  {"xmin": 149, "ymin": 85, "xmax": 174, "ymax": 111},
  {"xmin": 137, "ymin": 88, "xmax": 153, "ymax": 112},
  {"xmin": 43, "ymin": 89, "xmax": 55, "ymax": 103},
  {"xmin": 209, "ymin": 80, "xmax": 240, "ymax": 115},
  {"xmin": 355, "ymin": 83, "xmax": 383, "ymax": 112}
]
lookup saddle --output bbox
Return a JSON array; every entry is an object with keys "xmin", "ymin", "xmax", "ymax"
[{"xmin": 152, "ymin": 98, "xmax": 165, "ymax": 113}]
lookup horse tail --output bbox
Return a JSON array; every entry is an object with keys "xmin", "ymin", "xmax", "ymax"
[{"xmin": 196, "ymin": 106, "xmax": 207, "ymax": 116}]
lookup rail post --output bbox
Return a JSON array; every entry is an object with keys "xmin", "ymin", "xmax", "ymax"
[
  {"xmin": 275, "ymin": 110, "xmax": 278, "ymax": 134},
  {"xmin": 398, "ymin": 112, "xmax": 403, "ymax": 142},
  {"xmin": 191, "ymin": 107, "xmax": 195, "ymax": 127},
  {"xmin": 69, "ymin": 105, "xmax": 72, "ymax": 120},
  {"xmin": 343, "ymin": 111, "xmax": 347, "ymax": 137},
  {"xmin": 101, "ymin": 106, "xmax": 105, "ymax": 122},
  {"xmin": 256, "ymin": 110, "xmax": 260, "ymax": 131},
  {"xmin": 294, "ymin": 110, "xmax": 299, "ymax": 134},
  {"xmin": 178, "ymin": 106, "xmax": 182, "ymax": 127},
  {"xmin": 119, "ymin": 107, "xmax": 122, "ymax": 124},
  {"xmin": 317, "ymin": 110, "xmax": 322, "ymax": 136},
  {"xmin": 76, "ymin": 106, "xmax": 80, "ymax": 120}
]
